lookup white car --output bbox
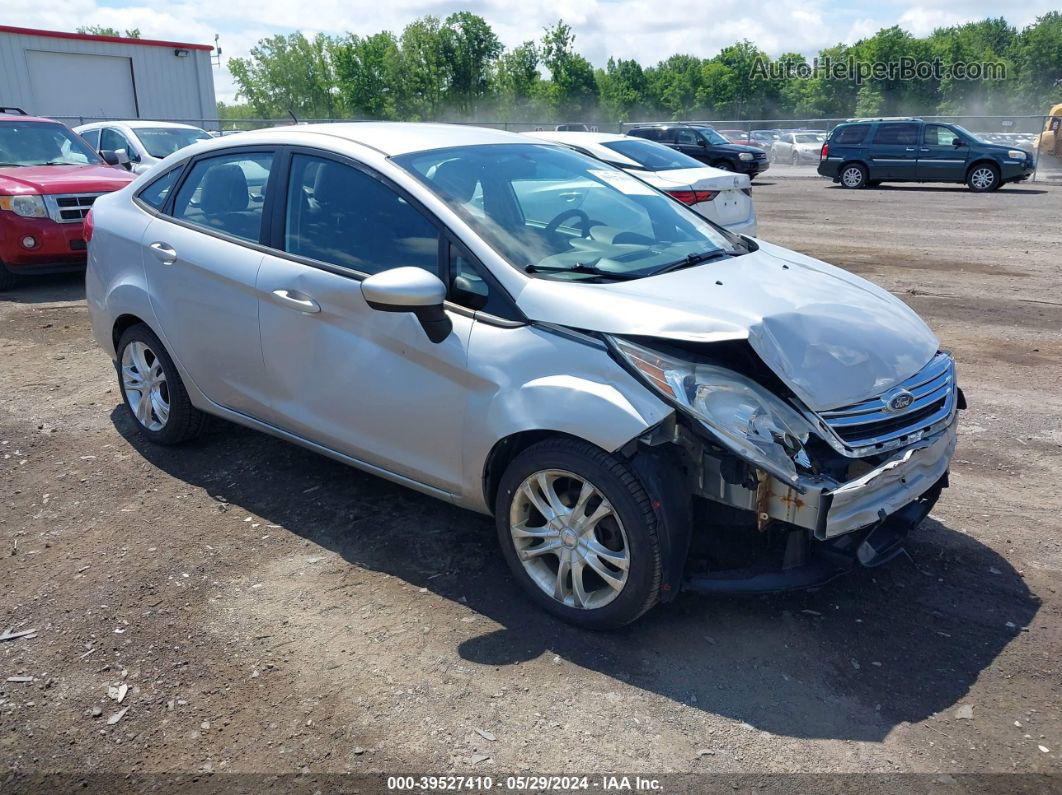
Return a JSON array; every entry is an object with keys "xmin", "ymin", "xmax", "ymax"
[
  {"xmin": 771, "ymin": 131, "xmax": 827, "ymax": 165},
  {"xmin": 74, "ymin": 121, "xmax": 212, "ymax": 175},
  {"xmin": 525, "ymin": 131, "xmax": 757, "ymax": 237}
]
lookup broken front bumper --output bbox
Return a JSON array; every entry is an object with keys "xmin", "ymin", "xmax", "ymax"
[{"xmin": 701, "ymin": 418, "xmax": 958, "ymax": 540}]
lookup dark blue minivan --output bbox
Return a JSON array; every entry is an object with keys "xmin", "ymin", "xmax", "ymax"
[{"xmin": 818, "ymin": 118, "xmax": 1035, "ymax": 191}]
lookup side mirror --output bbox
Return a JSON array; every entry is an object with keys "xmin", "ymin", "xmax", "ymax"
[
  {"xmin": 114, "ymin": 149, "xmax": 132, "ymax": 168},
  {"xmin": 952, "ymin": 138, "xmax": 964, "ymax": 147},
  {"xmin": 361, "ymin": 267, "xmax": 452, "ymax": 344},
  {"xmin": 99, "ymin": 149, "xmax": 120, "ymax": 166}
]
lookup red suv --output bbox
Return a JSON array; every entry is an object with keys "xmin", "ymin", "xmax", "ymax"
[{"xmin": 0, "ymin": 108, "xmax": 135, "ymax": 290}]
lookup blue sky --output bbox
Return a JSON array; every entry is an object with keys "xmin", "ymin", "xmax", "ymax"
[{"xmin": 5, "ymin": 1, "xmax": 1057, "ymax": 102}]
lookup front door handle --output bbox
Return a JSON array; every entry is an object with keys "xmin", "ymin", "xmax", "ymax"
[
  {"xmin": 149, "ymin": 241, "xmax": 177, "ymax": 265},
  {"xmin": 905, "ymin": 147, "xmax": 916, "ymax": 151},
  {"xmin": 272, "ymin": 288, "xmax": 321, "ymax": 314}
]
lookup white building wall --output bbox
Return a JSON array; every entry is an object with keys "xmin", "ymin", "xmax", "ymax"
[{"xmin": 0, "ymin": 28, "xmax": 216, "ymax": 124}]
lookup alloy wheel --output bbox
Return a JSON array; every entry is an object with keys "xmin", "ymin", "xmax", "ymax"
[
  {"xmin": 121, "ymin": 341, "xmax": 170, "ymax": 431},
  {"xmin": 842, "ymin": 166, "xmax": 864, "ymax": 187},
  {"xmin": 509, "ymin": 469, "xmax": 630, "ymax": 610},
  {"xmin": 970, "ymin": 167, "xmax": 995, "ymax": 190}
]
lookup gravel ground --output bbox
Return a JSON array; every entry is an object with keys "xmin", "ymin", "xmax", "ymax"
[{"xmin": 1, "ymin": 177, "xmax": 1060, "ymax": 782}]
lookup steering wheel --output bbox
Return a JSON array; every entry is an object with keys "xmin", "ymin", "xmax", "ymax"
[{"xmin": 544, "ymin": 208, "xmax": 592, "ymax": 239}]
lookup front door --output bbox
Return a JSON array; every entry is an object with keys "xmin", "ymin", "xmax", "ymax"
[
  {"xmin": 866, "ymin": 122, "xmax": 920, "ymax": 179},
  {"xmin": 256, "ymin": 151, "xmax": 472, "ymax": 493},
  {"xmin": 142, "ymin": 148, "xmax": 277, "ymax": 418},
  {"xmin": 672, "ymin": 127, "xmax": 709, "ymax": 163},
  {"xmin": 916, "ymin": 124, "xmax": 969, "ymax": 181}
]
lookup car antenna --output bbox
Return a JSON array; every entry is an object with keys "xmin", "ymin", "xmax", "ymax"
[{"xmin": 288, "ymin": 110, "xmax": 300, "ymax": 125}]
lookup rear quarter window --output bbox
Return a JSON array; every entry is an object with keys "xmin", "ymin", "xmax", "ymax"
[{"xmin": 832, "ymin": 125, "xmax": 869, "ymax": 145}]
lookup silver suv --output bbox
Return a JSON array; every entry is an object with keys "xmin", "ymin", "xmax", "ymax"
[{"xmin": 86, "ymin": 123, "xmax": 963, "ymax": 628}]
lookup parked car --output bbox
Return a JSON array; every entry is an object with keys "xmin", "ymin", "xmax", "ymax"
[
  {"xmin": 818, "ymin": 118, "xmax": 1035, "ymax": 191},
  {"xmin": 524, "ymin": 130, "xmax": 757, "ymax": 236},
  {"xmin": 74, "ymin": 121, "xmax": 211, "ymax": 175},
  {"xmin": 626, "ymin": 124, "xmax": 769, "ymax": 178},
  {"xmin": 0, "ymin": 107, "xmax": 135, "ymax": 290},
  {"xmin": 772, "ymin": 131, "xmax": 827, "ymax": 165},
  {"xmin": 749, "ymin": 129, "xmax": 782, "ymax": 151},
  {"xmin": 555, "ymin": 123, "xmax": 590, "ymax": 132},
  {"xmin": 716, "ymin": 129, "xmax": 755, "ymax": 147},
  {"xmin": 87, "ymin": 123, "xmax": 963, "ymax": 628}
]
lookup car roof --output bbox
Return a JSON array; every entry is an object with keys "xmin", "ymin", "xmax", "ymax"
[
  {"xmin": 239, "ymin": 122, "xmax": 534, "ymax": 156},
  {"xmin": 75, "ymin": 120, "xmax": 206, "ymax": 131},
  {"xmin": 524, "ymin": 130, "xmax": 628, "ymax": 146},
  {"xmin": 0, "ymin": 114, "xmax": 69, "ymax": 125}
]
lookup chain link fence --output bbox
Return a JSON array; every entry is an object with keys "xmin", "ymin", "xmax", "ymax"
[{"xmin": 49, "ymin": 113, "xmax": 1062, "ymax": 181}]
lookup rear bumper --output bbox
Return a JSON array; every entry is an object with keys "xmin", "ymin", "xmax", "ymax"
[
  {"xmin": 723, "ymin": 215, "xmax": 757, "ymax": 237},
  {"xmin": 817, "ymin": 157, "xmax": 842, "ymax": 178},
  {"xmin": 1, "ymin": 215, "xmax": 88, "ymax": 271}
]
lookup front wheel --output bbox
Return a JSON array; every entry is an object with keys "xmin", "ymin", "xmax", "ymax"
[
  {"xmin": 0, "ymin": 262, "xmax": 16, "ymax": 291},
  {"xmin": 967, "ymin": 163, "xmax": 999, "ymax": 192},
  {"xmin": 840, "ymin": 163, "xmax": 868, "ymax": 188},
  {"xmin": 495, "ymin": 438, "xmax": 662, "ymax": 629},
  {"xmin": 712, "ymin": 160, "xmax": 735, "ymax": 172}
]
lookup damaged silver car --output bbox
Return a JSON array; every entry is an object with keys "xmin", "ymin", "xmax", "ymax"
[{"xmin": 86, "ymin": 123, "xmax": 964, "ymax": 628}]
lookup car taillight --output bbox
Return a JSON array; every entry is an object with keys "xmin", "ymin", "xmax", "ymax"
[
  {"xmin": 820, "ymin": 143, "xmax": 828, "ymax": 159},
  {"xmin": 666, "ymin": 189, "xmax": 718, "ymax": 205},
  {"xmin": 83, "ymin": 209, "xmax": 94, "ymax": 243}
]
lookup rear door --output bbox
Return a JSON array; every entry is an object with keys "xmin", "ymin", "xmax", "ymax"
[
  {"xmin": 141, "ymin": 148, "xmax": 277, "ymax": 418},
  {"xmin": 916, "ymin": 124, "xmax": 969, "ymax": 181},
  {"xmin": 866, "ymin": 122, "xmax": 920, "ymax": 179}
]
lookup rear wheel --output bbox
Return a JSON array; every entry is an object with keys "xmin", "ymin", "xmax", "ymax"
[
  {"xmin": 791, "ymin": 152, "xmax": 801, "ymax": 166},
  {"xmin": 116, "ymin": 324, "xmax": 205, "ymax": 445},
  {"xmin": 495, "ymin": 438, "xmax": 662, "ymax": 629},
  {"xmin": 840, "ymin": 163, "xmax": 868, "ymax": 188},
  {"xmin": 966, "ymin": 163, "xmax": 999, "ymax": 192}
]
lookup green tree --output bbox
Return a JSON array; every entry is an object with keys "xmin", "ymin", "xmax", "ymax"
[
  {"xmin": 491, "ymin": 42, "xmax": 541, "ymax": 119},
  {"xmin": 1009, "ymin": 12, "xmax": 1062, "ymax": 108},
  {"xmin": 333, "ymin": 32, "xmax": 403, "ymax": 119},
  {"xmin": 597, "ymin": 57, "xmax": 648, "ymax": 121},
  {"xmin": 399, "ymin": 16, "xmax": 450, "ymax": 119},
  {"xmin": 228, "ymin": 33, "xmax": 340, "ymax": 118},
  {"xmin": 76, "ymin": 25, "xmax": 140, "ymax": 38},
  {"xmin": 539, "ymin": 21, "xmax": 598, "ymax": 120},
  {"xmin": 441, "ymin": 12, "xmax": 502, "ymax": 116},
  {"xmin": 646, "ymin": 55, "xmax": 703, "ymax": 118}
]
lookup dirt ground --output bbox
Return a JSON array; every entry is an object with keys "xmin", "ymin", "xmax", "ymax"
[{"xmin": 1, "ymin": 177, "xmax": 1060, "ymax": 783}]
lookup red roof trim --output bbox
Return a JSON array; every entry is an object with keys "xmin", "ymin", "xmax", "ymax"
[{"xmin": 0, "ymin": 24, "xmax": 213, "ymax": 52}]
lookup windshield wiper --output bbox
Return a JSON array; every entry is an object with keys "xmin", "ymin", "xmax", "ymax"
[
  {"xmin": 526, "ymin": 262, "xmax": 642, "ymax": 281},
  {"xmin": 648, "ymin": 249, "xmax": 732, "ymax": 277}
]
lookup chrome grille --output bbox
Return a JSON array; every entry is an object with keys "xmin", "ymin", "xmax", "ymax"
[
  {"xmin": 43, "ymin": 193, "xmax": 102, "ymax": 224},
  {"xmin": 815, "ymin": 352, "xmax": 957, "ymax": 456}
]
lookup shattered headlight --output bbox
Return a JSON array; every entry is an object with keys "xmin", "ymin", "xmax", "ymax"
[{"xmin": 610, "ymin": 337, "xmax": 815, "ymax": 484}]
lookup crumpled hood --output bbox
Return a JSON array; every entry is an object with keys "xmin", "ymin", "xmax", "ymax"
[
  {"xmin": 515, "ymin": 240, "xmax": 938, "ymax": 412},
  {"xmin": 0, "ymin": 164, "xmax": 134, "ymax": 195}
]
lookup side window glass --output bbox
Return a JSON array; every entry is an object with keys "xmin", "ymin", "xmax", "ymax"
[
  {"xmin": 138, "ymin": 167, "xmax": 182, "ymax": 211},
  {"xmin": 81, "ymin": 129, "xmax": 101, "ymax": 149},
  {"xmin": 872, "ymin": 123, "xmax": 919, "ymax": 145},
  {"xmin": 449, "ymin": 243, "xmax": 519, "ymax": 320},
  {"xmin": 924, "ymin": 125, "xmax": 955, "ymax": 147},
  {"xmin": 284, "ymin": 153, "xmax": 440, "ymax": 276},
  {"xmin": 834, "ymin": 125, "xmax": 868, "ymax": 144},
  {"xmin": 101, "ymin": 128, "xmax": 140, "ymax": 162},
  {"xmin": 171, "ymin": 151, "xmax": 274, "ymax": 243},
  {"xmin": 675, "ymin": 129, "xmax": 699, "ymax": 145}
]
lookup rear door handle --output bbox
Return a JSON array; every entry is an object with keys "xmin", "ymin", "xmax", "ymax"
[
  {"xmin": 149, "ymin": 241, "xmax": 177, "ymax": 265},
  {"xmin": 271, "ymin": 288, "xmax": 321, "ymax": 314}
]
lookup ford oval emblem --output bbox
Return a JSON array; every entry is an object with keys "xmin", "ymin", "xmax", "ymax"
[{"xmin": 885, "ymin": 389, "xmax": 914, "ymax": 413}]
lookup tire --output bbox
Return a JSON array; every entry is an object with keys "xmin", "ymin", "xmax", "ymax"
[
  {"xmin": 494, "ymin": 438, "xmax": 662, "ymax": 629},
  {"xmin": 966, "ymin": 163, "xmax": 999, "ymax": 192},
  {"xmin": 791, "ymin": 152, "xmax": 800, "ymax": 166},
  {"xmin": 712, "ymin": 160, "xmax": 735, "ymax": 172},
  {"xmin": 0, "ymin": 262, "xmax": 17, "ymax": 291},
  {"xmin": 116, "ymin": 323, "xmax": 205, "ymax": 445},
  {"xmin": 840, "ymin": 163, "xmax": 868, "ymax": 188}
]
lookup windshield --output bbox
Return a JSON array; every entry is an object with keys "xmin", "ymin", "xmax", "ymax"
[
  {"xmin": 394, "ymin": 144, "xmax": 739, "ymax": 282},
  {"xmin": 600, "ymin": 139, "xmax": 705, "ymax": 171},
  {"xmin": 0, "ymin": 122, "xmax": 99, "ymax": 166},
  {"xmin": 794, "ymin": 133, "xmax": 825, "ymax": 143},
  {"xmin": 132, "ymin": 126, "xmax": 211, "ymax": 158},
  {"xmin": 696, "ymin": 128, "xmax": 730, "ymax": 146},
  {"xmin": 949, "ymin": 125, "xmax": 985, "ymax": 145}
]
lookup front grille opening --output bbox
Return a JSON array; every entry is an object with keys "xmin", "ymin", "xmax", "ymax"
[{"xmin": 833, "ymin": 397, "xmax": 947, "ymax": 443}]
